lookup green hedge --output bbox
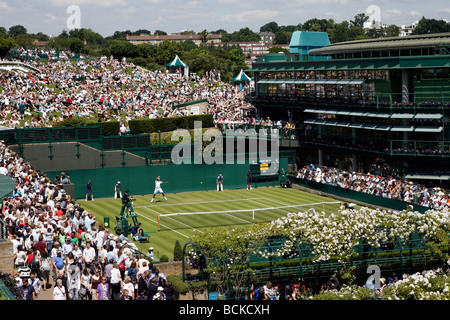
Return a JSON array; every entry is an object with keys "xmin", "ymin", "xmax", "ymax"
[
  {"xmin": 53, "ymin": 117, "xmax": 120, "ymax": 136},
  {"xmin": 128, "ymin": 114, "xmax": 214, "ymax": 135}
]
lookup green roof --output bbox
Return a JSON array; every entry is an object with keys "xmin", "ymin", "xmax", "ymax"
[
  {"xmin": 289, "ymin": 31, "xmax": 331, "ymax": 48},
  {"xmin": 166, "ymin": 55, "xmax": 188, "ymax": 67},
  {"xmin": 309, "ymin": 32, "xmax": 450, "ymax": 55}
]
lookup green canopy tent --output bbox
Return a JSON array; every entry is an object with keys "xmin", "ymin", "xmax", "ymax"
[
  {"xmin": 230, "ymin": 69, "xmax": 252, "ymax": 82},
  {"xmin": 165, "ymin": 55, "xmax": 189, "ymax": 77}
]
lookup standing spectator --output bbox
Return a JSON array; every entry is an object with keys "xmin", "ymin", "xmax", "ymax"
[
  {"xmin": 82, "ymin": 240, "xmax": 96, "ymax": 270},
  {"xmin": 91, "ymin": 267, "xmax": 102, "ymax": 300},
  {"xmin": 127, "ymin": 260, "xmax": 137, "ymax": 283},
  {"xmin": 34, "ymin": 234, "xmax": 47, "ymax": 256},
  {"xmin": 52, "ymin": 249, "xmax": 66, "ymax": 277},
  {"xmin": 163, "ymin": 281, "xmax": 175, "ymax": 300},
  {"xmin": 29, "ymin": 271, "xmax": 41, "ymax": 299},
  {"xmin": 53, "ymin": 279, "xmax": 67, "ymax": 300},
  {"xmin": 110, "ymin": 262, "xmax": 122, "ymax": 300},
  {"xmin": 153, "ymin": 286, "xmax": 166, "ymax": 300},
  {"xmin": 137, "ymin": 270, "xmax": 150, "ymax": 300},
  {"xmin": 22, "ymin": 277, "xmax": 36, "ymax": 300},
  {"xmin": 85, "ymin": 180, "xmax": 93, "ymax": 201},
  {"xmin": 40, "ymin": 251, "xmax": 52, "ymax": 291},
  {"xmin": 96, "ymin": 277, "xmax": 110, "ymax": 300},
  {"xmin": 80, "ymin": 267, "xmax": 92, "ymax": 300},
  {"xmin": 67, "ymin": 264, "xmax": 81, "ymax": 300},
  {"xmin": 216, "ymin": 174, "xmax": 224, "ymax": 191},
  {"xmin": 147, "ymin": 275, "xmax": 159, "ymax": 300},
  {"xmin": 114, "ymin": 181, "xmax": 122, "ymax": 199},
  {"xmin": 121, "ymin": 276, "xmax": 134, "ymax": 300},
  {"xmin": 246, "ymin": 170, "xmax": 253, "ymax": 190}
]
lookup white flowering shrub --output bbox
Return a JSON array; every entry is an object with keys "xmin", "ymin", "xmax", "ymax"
[
  {"xmin": 308, "ymin": 269, "xmax": 450, "ymax": 300},
  {"xmin": 266, "ymin": 206, "xmax": 450, "ymax": 263}
]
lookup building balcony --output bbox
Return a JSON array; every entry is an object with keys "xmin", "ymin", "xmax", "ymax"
[
  {"xmin": 246, "ymin": 92, "xmax": 450, "ymax": 112},
  {"xmin": 304, "ymin": 137, "xmax": 450, "ymax": 157}
]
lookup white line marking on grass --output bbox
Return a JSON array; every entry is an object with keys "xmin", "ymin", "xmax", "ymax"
[
  {"xmin": 222, "ymin": 212, "xmax": 254, "ymax": 225},
  {"xmin": 134, "ymin": 209, "xmax": 194, "ymax": 238},
  {"xmin": 139, "ymin": 207, "xmax": 204, "ymax": 235},
  {"xmin": 134, "ymin": 197, "xmax": 267, "ymax": 209}
]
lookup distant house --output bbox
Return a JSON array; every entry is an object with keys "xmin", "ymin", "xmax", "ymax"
[
  {"xmin": 32, "ymin": 40, "xmax": 49, "ymax": 47},
  {"xmin": 126, "ymin": 33, "xmax": 222, "ymax": 46},
  {"xmin": 258, "ymin": 32, "xmax": 275, "ymax": 45},
  {"xmin": 214, "ymin": 41, "xmax": 290, "ymax": 68}
]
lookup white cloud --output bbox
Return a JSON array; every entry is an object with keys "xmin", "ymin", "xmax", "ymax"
[
  {"xmin": 385, "ymin": 9, "xmax": 403, "ymax": 16},
  {"xmin": 409, "ymin": 10, "xmax": 421, "ymax": 16},
  {"xmin": 46, "ymin": 0, "xmax": 128, "ymax": 8},
  {"xmin": 221, "ymin": 9, "xmax": 279, "ymax": 23},
  {"xmin": 437, "ymin": 8, "xmax": 450, "ymax": 14},
  {"xmin": 0, "ymin": 1, "xmax": 14, "ymax": 12}
]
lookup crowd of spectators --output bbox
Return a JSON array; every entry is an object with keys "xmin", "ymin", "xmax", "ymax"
[
  {"xmin": 0, "ymin": 51, "xmax": 297, "ymax": 135},
  {"xmin": 297, "ymin": 164, "xmax": 450, "ymax": 210},
  {"xmin": 0, "ymin": 140, "xmax": 173, "ymax": 300}
]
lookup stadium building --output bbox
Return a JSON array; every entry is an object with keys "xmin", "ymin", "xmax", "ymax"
[{"xmin": 245, "ymin": 31, "xmax": 450, "ymax": 186}]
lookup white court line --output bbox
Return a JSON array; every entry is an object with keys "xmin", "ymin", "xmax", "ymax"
[
  {"xmin": 134, "ymin": 209, "xmax": 198, "ymax": 238},
  {"xmin": 134, "ymin": 197, "xmax": 267, "ymax": 209}
]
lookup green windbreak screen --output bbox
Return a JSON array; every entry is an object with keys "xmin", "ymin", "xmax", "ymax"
[{"xmin": 0, "ymin": 174, "xmax": 16, "ymax": 198}]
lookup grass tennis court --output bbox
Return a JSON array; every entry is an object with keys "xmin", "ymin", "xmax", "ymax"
[{"xmin": 78, "ymin": 187, "xmax": 345, "ymax": 260}]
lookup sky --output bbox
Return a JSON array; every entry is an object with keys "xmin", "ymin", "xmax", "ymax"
[{"xmin": 0, "ymin": 0, "xmax": 449, "ymax": 37}]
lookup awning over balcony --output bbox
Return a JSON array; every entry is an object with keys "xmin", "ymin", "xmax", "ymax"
[
  {"xmin": 405, "ymin": 173, "xmax": 450, "ymax": 180},
  {"xmin": 414, "ymin": 113, "xmax": 443, "ymax": 119},
  {"xmin": 414, "ymin": 127, "xmax": 443, "ymax": 133},
  {"xmin": 390, "ymin": 113, "xmax": 415, "ymax": 119},
  {"xmin": 257, "ymin": 79, "xmax": 365, "ymax": 85},
  {"xmin": 390, "ymin": 126, "xmax": 415, "ymax": 132}
]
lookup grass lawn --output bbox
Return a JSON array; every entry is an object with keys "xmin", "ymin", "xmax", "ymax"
[{"xmin": 78, "ymin": 187, "xmax": 344, "ymax": 260}]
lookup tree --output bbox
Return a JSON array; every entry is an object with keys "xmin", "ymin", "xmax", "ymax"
[
  {"xmin": 190, "ymin": 224, "xmax": 268, "ymax": 300},
  {"xmin": 109, "ymin": 40, "xmax": 139, "ymax": 59},
  {"xmin": 69, "ymin": 38, "xmax": 85, "ymax": 53},
  {"xmin": 155, "ymin": 40, "xmax": 183, "ymax": 65},
  {"xmin": 350, "ymin": 13, "xmax": 369, "ymax": 28},
  {"xmin": 268, "ymin": 46, "xmax": 289, "ymax": 54},
  {"xmin": 412, "ymin": 17, "xmax": 450, "ymax": 35},
  {"xmin": 182, "ymin": 39, "xmax": 197, "ymax": 52},
  {"xmin": 198, "ymin": 29, "xmax": 210, "ymax": 44},
  {"xmin": 274, "ymin": 31, "xmax": 291, "ymax": 44},
  {"xmin": 0, "ymin": 27, "xmax": 7, "ymax": 38},
  {"xmin": 260, "ymin": 21, "xmax": 280, "ymax": 34},
  {"xmin": 229, "ymin": 27, "xmax": 260, "ymax": 42},
  {"xmin": 8, "ymin": 25, "xmax": 27, "ymax": 37},
  {"xmin": 132, "ymin": 29, "xmax": 151, "ymax": 36},
  {"xmin": 154, "ymin": 30, "xmax": 167, "ymax": 36},
  {"xmin": 0, "ymin": 37, "xmax": 16, "ymax": 57},
  {"xmin": 173, "ymin": 240, "xmax": 183, "ymax": 261}
]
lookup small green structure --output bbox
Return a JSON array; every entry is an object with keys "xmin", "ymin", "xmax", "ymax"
[{"xmin": 114, "ymin": 197, "xmax": 154, "ymax": 242}]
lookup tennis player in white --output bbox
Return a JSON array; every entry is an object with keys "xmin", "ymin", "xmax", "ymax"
[{"xmin": 151, "ymin": 176, "xmax": 168, "ymax": 203}]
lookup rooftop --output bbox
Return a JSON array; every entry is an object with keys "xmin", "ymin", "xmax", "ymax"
[{"xmin": 309, "ymin": 32, "xmax": 450, "ymax": 55}]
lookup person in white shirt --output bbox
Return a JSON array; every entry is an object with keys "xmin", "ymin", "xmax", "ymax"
[
  {"xmin": 151, "ymin": 176, "xmax": 168, "ymax": 203},
  {"xmin": 82, "ymin": 240, "xmax": 96, "ymax": 268}
]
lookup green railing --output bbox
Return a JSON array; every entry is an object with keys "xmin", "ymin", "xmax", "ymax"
[
  {"xmin": 0, "ymin": 278, "xmax": 16, "ymax": 300},
  {"xmin": 0, "ymin": 126, "xmax": 102, "ymax": 146},
  {"xmin": 390, "ymin": 140, "xmax": 450, "ymax": 157},
  {"xmin": 249, "ymin": 90, "xmax": 450, "ymax": 111}
]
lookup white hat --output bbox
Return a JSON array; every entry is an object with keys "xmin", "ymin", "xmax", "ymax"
[
  {"xmin": 149, "ymin": 247, "xmax": 154, "ymax": 251},
  {"xmin": 158, "ymin": 286, "xmax": 164, "ymax": 291}
]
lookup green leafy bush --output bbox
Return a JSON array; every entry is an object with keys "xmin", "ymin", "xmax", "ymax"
[
  {"xmin": 160, "ymin": 255, "xmax": 169, "ymax": 263},
  {"xmin": 174, "ymin": 240, "xmax": 183, "ymax": 261},
  {"xmin": 128, "ymin": 114, "xmax": 214, "ymax": 134}
]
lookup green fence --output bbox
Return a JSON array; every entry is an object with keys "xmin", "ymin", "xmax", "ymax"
[
  {"xmin": 44, "ymin": 154, "xmax": 292, "ymax": 200},
  {"xmin": 290, "ymin": 176, "xmax": 429, "ymax": 213}
]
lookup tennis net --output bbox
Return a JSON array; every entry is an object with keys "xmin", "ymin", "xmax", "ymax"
[{"xmin": 157, "ymin": 201, "xmax": 342, "ymax": 231}]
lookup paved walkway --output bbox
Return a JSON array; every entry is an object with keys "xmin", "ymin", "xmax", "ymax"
[{"xmin": 36, "ymin": 274, "xmax": 55, "ymax": 300}]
